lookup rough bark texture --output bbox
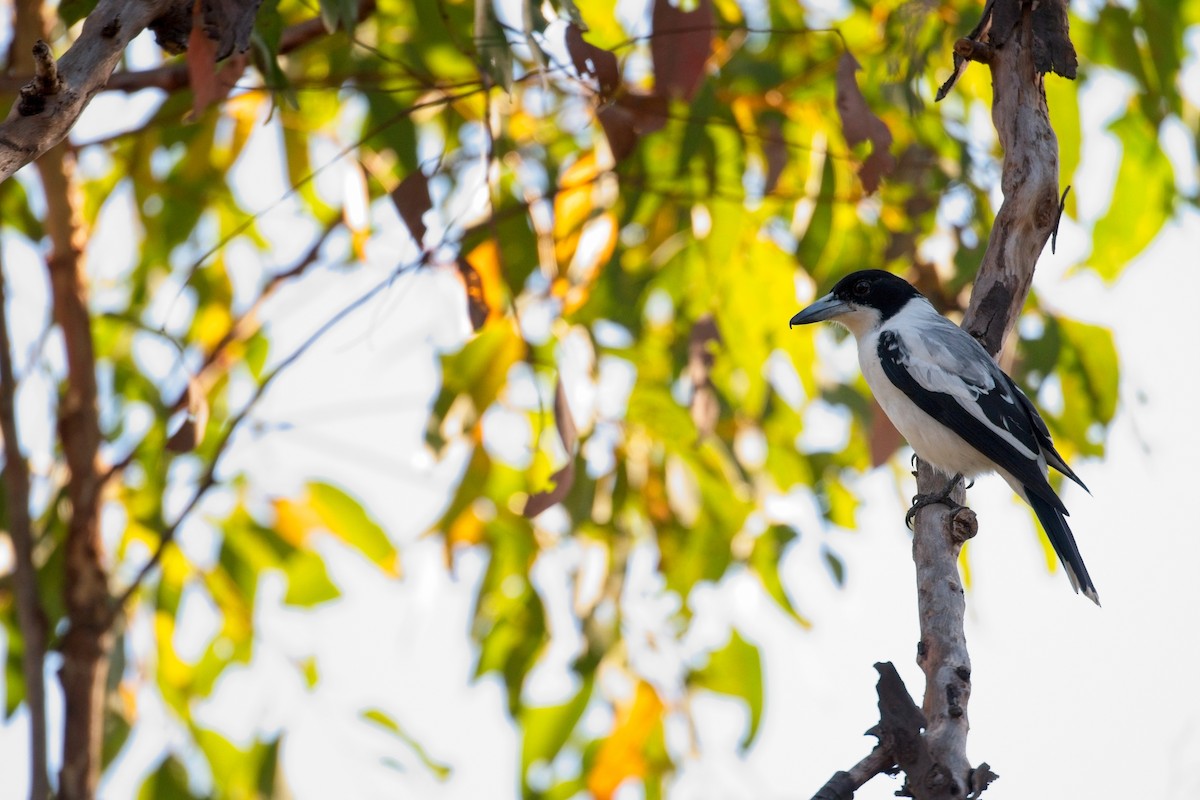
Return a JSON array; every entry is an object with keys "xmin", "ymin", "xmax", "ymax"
[
  {"xmin": 0, "ymin": 0, "xmax": 182, "ymax": 183},
  {"xmin": 908, "ymin": 465, "xmax": 978, "ymax": 798},
  {"xmin": 814, "ymin": 1, "xmax": 1070, "ymax": 797},
  {"xmin": 907, "ymin": 0, "xmax": 1067, "ymax": 796}
]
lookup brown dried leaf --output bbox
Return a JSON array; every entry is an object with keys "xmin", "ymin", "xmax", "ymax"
[
  {"xmin": 391, "ymin": 171, "xmax": 431, "ymax": 246},
  {"xmin": 187, "ymin": 2, "xmax": 222, "ymax": 116},
  {"xmin": 761, "ymin": 117, "xmax": 788, "ymax": 194},
  {"xmin": 524, "ymin": 379, "xmax": 579, "ymax": 518},
  {"xmin": 835, "ymin": 53, "xmax": 895, "ymax": 193},
  {"xmin": 166, "ymin": 376, "xmax": 210, "ymax": 453},
  {"xmin": 186, "ymin": 0, "xmax": 250, "ymax": 117},
  {"xmin": 859, "ymin": 149, "xmax": 896, "ymax": 195},
  {"xmin": 565, "ymin": 23, "xmax": 620, "ymax": 99},
  {"xmin": 598, "ymin": 105, "xmax": 639, "ymax": 162},
  {"xmin": 650, "ymin": 0, "xmax": 714, "ymax": 101},
  {"xmin": 615, "ymin": 92, "xmax": 669, "ymax": 134},
  {"xmin": 688, "ymin": 315, "xmax": 720, "ymax": 437},
  {"xmin": 456, "ymin": 257, "xmax": 489, "ymax": 331}
]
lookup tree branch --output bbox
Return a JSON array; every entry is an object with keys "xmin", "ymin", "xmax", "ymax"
[
  {"xmin": 0, "ymin": 0, "xmax": 182, "ymax": 183},
  {"xmin": 0, "ymin": 248, "xmax": 50, "ymax": 800},
  {"xmin": 40, "ymin": 140, "xmax": 111, "ymax": 800},
  {"xmin": 902, "ymin": 1, "xmax": 1071, "ymax": 797}
]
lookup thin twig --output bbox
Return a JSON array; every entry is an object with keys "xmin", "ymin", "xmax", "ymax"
[{"xmin": 112, "ymin": 247, "xmax": 423, "ymax": 609}]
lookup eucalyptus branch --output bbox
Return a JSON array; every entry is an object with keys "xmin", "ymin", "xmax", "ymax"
[
  {"xmin": 903, "ymin": 1, "xmax": 1071, "ymax": 797},
  {"xmin": 0, "ymin": 0, "xmax": 181, "ymax": 183}
]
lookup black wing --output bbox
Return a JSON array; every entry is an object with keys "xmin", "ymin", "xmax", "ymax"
[{"xmin": 877, "ymin": 329, "xmax": 1067, "ymax": 514}]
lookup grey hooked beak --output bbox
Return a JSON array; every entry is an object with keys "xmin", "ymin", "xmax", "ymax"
[{"xmin": 789, "ymin": 293, "xmax": 850, "ymax": 328}]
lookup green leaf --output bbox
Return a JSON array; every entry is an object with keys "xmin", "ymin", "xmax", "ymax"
[
  {"xmin": 1089, "ymin": 114, "xmax": 1175, "ymax": 281},
  {"xmin": 1045, "ymin": 77, "xmax": 1081, "ymax": 218},
  {"xmin": 435, "ymin": 319, "xmax": 526, "ymax": 422},
  {"xmin": 477, "ymin": 1, "xmax": 514, "ymax": 91},
  {"xmin": 137, "ymin": 755, "xmax": 195, "ymax": 800},
  {"xmin": 319, "ymin": 0, "xmax": 359, "ymax": 32},
  {"xmin": 362, "ymin": 708, "xmax": 453, "ymax": 779},
  {"xmin": 192, "ymin": 729, "xmax": 280, "ymax": 800},
  {"xmin": 2, "ymin": 614, "xmax": 25, "ymax": 718},
  {"xmin": 1058, "ymin": 318, "xmax": 1119, "ymax": 425},
  {"xmin": 689, "ymin": 629, "xmax": 763, "ymax": 749},
  {"xmin": 307, "ymin": 482, "xmax": 401, "ymax": 575},
  {"xmin": 520, "ymin": 679, "xmax": 594, "ymax": 780},
  {"xmin": 822, "ymin": 544, "xmax": 846, "ymax": 587},
  {"xmin": 748, "ymin": 526, "xmax": 811, "ymax": 627},
  {"xmin": 59, "ymin": 0, "xmax": 99, "ymax": 26},
  {"xmin": 283, "ymin": 549, "xmax": 341, "ymax": 606}
]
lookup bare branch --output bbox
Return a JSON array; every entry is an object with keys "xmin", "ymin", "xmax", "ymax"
[
  {"xmin": 0, "ymin": 0, "xmax": 182, "ymax": 183},
  {"xmin": 38, "ymin": 140, "xmax": 113, "ymax": 800},
  {"xmin": 0, "ymin": 246, "xmax": 51, "ymax": 800},
  {"xmin": 904, "ymin": 1, "xmax": 1072, "ymax": 797}
]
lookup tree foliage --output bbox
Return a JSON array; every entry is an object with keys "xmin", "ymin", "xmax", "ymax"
[{"xmin": 0, "ymin": 0, "xmax": 1196, "ymax": 797}]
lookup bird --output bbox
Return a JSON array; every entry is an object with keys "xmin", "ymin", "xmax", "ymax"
[{"xmin": 789, "ymin": 269, "xmax": 1099, "ymax": 604}]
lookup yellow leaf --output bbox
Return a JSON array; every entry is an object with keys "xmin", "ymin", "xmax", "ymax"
[
  {"xmin": 555, "ymin": 152, "xmax": 599, "ymax": 244},
  {"xmin": 587, "ymin": 681, "xmax": 665, "ymax": 800},
  {"xmin": 154, "ymin": 611, "xmax": 191, "ymax": 689},
  {"xmin": 273, "ymin": 497, "xmax": 321, "ymax": 547},
  {"xmin": 192, "ymin": 303, "xmax": 232, "ymax": 350}
]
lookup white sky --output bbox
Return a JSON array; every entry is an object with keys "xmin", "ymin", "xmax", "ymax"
[{"xmin": 1, "ymin": 14, "xmax": 1200, "ymax": 800}]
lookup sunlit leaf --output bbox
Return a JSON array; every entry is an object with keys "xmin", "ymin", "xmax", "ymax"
[
  {"xmin": 1089, "ymin": 114, "xmax": 1175, "ymax": 280},
  {"xmin": 520, "ymin": 679, "xmax": 593, "ymax": 782},
  {"xmin": 308, "ymin": 482, "xmax": 401, "ymax": 576},
  {"xmin": 362, "ymin": 708, "xmax": 453, "ymax": 779},
  {"xmin": 282, "ymin": 549, "xmax": 341, "ymax": 606},
  {"xmin": 748, "ymin": 526, "xmax": 811, "ymax": 628},
  {"xmin": 587, "ymin": 681, "xmax": 666, "ymax": 800},
  {"xmin": 689, "ymin": 629, "xmax": 763, "ymax": 749}
]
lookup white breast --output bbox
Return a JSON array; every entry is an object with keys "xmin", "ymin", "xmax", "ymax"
[{"xmin": 858, "ymin": 328, "xmax": 997, "ymax": 479}]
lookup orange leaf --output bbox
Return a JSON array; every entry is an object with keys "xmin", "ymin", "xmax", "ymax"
[
  {"xmin": 273, "ymin": 496, "xmax": 321, "ymax": 547},
  {"xmin": 587, "ymin": 681, "xmax": 665, "ymax": 800},
  {"xmin": 463, "ymin": 239, "xmax": 504, "ymax": 325}
]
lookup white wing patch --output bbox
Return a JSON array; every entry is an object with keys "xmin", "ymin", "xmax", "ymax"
[{"xmin": 884, "ymin": 301, "xmax": 1042, "ymax": 463}]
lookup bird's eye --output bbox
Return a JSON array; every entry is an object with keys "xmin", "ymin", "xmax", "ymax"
[{"xmin": 853, "ymin": 280, "xmax": 870, "ymax": 296}]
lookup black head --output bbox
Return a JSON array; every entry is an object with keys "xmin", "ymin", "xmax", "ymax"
[
  {"xmin": 827, "ymin": 270, "xmax": 921, "ymax": 319},
  {"xmin": 789, "ymin": 270, "xmax": 923, "ymax": 335}
]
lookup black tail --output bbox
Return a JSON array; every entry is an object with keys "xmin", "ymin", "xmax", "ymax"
[{"xmin": 1025, "ymin": 490, "xmax": 1100, "ymax": 606}]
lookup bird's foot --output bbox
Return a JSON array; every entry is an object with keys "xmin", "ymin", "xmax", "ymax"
[{"xmin": 906, "ymin": 472, "xmax": 967, "ymax": 529}]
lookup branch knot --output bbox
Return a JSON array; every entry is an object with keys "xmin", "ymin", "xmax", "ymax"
[{"xmin": 17, "ymin": 40, "xmax": 63, "ymax": 116}]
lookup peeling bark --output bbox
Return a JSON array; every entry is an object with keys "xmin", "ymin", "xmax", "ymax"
[
  {"xmin": 813, "ymin": 1, "xmax": 1072, "ymax": 796},
  {"xmin": 908, "ymin": 0, "xmax": 1069, "ymax": 796}
]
